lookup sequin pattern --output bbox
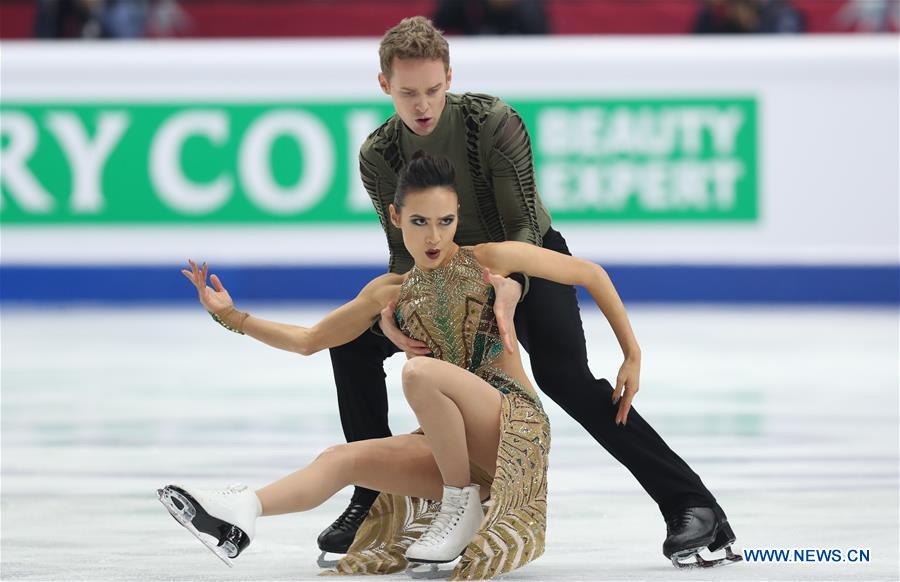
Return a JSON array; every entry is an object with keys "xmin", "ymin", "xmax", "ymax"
[{"xmin": 325, "ymin": 247, "xmax": 551, "ymax": 580}]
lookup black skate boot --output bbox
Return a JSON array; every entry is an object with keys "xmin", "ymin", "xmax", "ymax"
[
  {"xmin": 663, "ymin": 505, "xmax": 742, "ymax": 569},
  {"xmin": 316, "ymin": 499, "xmax": 373, "ymax": 568}
]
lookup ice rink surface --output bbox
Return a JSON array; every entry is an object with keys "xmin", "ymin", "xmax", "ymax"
[{"xmin": 2, "ymin": 305, "xmax": 898, "ymax": 581}]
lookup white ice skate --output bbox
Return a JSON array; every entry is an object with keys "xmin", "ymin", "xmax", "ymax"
[
  {"xmin": 405, "ymin": 484, "xmax": 483, "ymax": 578},
  {"xmin": 158, "ymin": 483, "xmax": 261, "ymax": 567}
]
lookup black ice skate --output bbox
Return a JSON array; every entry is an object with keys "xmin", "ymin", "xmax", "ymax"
[
  {"xmin": 158, "ymin": 484, "xmax": 259, "ymax": 568},
  {"xmin": 663, "ymin": 505, "xmax": 742, "ymax": 569},
  {"xmin": 316, "ymin": 499, "xmax": 372, "ymax": 568}
]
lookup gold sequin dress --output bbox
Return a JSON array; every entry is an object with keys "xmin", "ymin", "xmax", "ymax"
[{"xmin": 324, "ymin": 247, "xmax": 551, "ymax": 580}]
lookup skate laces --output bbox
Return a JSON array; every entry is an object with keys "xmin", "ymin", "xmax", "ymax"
[
  {"xmin": 329, "ymin": 502, "xmax": 368, "ymax": 531},
  {"xmin": 417, "ymin": 492, "xmax": 467, "ymax": 547},
  {"xmin": 666, "ymin": 509, "xmax": 694, "ymax": 532}
]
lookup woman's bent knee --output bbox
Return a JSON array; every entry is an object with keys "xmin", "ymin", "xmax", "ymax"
[
  {"xmin": 402, "ymin": 358, "xmax": 440, "ymax": 405},
  {"xmin": 316, "ymin": 443, "xmax": 358, "ymax": 475},
  {"xmin": 402, "ymin": 357, "xmax": 440, "ymax": 383}
]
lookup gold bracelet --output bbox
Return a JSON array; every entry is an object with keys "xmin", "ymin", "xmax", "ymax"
[{"xmin": 209, "ymin": 307, "xmax": 249, "ymax": 335}]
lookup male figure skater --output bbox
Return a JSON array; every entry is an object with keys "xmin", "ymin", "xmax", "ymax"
[{"xmin": 317, "ymin": 16, "xmax": 740, "ymax": 569}]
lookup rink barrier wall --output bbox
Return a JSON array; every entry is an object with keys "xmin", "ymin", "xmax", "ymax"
[
  {"xmin": 2, "ymin": 37, "xmax": 898, "ymax": 271},
  {"xmin": 1, "ymin": 264, "xmax": 897, "ymax": 305}
]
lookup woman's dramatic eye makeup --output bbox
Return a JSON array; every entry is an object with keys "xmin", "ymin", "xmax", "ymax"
[{"xmin": 409, "ymin": 215, "xmax": 455, "ymax": 226}]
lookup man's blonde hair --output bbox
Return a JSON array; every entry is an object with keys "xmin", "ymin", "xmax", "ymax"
[{"xmin": 379, "ymin": 16, "xmax": 450, "ymax": 80}]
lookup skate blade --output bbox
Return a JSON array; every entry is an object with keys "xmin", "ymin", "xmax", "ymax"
[
  {"xmin": 157, "ymin": 487, "xmax": 235, "ymax": 568},
  {"xmin": 671, "ymin": 545, "xmax": 743, "ymax": 569},
  {"xmin": 406, "ymin": 556, "xmax": 461, "ymax": 580},
  {"xmin": 317, "ymin": 550, "xmax": 343, "ymax": 569}
]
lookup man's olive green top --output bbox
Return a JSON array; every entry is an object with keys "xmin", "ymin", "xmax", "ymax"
[{"xmin": 359, "ymin": 92, "xmax": 553, "ymax": 274}]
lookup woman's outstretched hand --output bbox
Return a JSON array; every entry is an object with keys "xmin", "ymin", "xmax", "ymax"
[
  {"xmin": 482, "ymin": 268, "xmax": 521, "ymax": 354},
  {"xmin": 181, "ymin": 259, "xmax": 234, "ymax": 315},
  {"xmin": 612, "ymin": 356, "xmax": 641, "ymax": 426}
]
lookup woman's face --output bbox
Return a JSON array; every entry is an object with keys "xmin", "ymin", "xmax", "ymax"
[{"xmin": 389, "ymin": 186, "xmax": 459, "ymax": 270}]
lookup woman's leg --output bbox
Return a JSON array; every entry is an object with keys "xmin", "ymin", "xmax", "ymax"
[
  {"xmin": 401, "ymin": 357, "xmax": 502, "ymax": 489},
  {"xmin": 256, "ymin": 434, "xmax": 444, "ymax": 516},
  {"xmin": 258, "ymin": 357, "xmax": 502, "ymax": 516}
]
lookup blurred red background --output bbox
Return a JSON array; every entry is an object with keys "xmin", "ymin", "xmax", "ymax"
[{"xmin": 0, "ymin": 0, "xmax": 888, "ymax": 39}]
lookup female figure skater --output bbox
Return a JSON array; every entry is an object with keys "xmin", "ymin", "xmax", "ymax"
[{"xmin": 159, "ymin": 152, "xmax": 642, "ymax": 579}]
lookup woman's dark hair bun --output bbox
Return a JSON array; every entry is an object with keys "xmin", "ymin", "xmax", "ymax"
[{"xmin": 394, "ymin": 150, "xmax": 457, "ymax": 209}]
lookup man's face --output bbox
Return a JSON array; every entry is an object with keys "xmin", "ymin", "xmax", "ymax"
[{"xmin": 379, "ymin": 58, "xmax": 452, "ymax": 136}]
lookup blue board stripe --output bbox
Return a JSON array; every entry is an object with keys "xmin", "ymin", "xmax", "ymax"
[{"xmin": 1, "ymin": 264, "xmax": 897, "ymax": 305}]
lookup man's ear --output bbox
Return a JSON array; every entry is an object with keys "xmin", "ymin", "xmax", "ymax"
[
  {"xmin": 378, "ymin": 72, "xmax": 391, "ymax": 95},
  {"xmin": 446, "ymin": 66, "xmax": 452, "ymax": 89},
  {"xmin": 388, "ymin": 203, "xmax": 401, "ymax": 228}
]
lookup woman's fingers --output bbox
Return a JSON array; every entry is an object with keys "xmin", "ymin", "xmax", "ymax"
[
  {"xmin": 483, "ymin": 267, "xmax": 504, "ymax": 288},
  {"xmin": 495, "ymin": 309, "xmax": 515, "ymax": 353},
  {"xmin": 614, "ymin": 373, "xmax": 639, "ymax": 425},
  {"xmin": 196, "ymin": 263, "xmax": 207, "ymax": 290},
  {"xmin": 188, "ymin": 260, "xmax": 204, "ymax": 288},
  {"xmin": 484, "ymin": 268, "xmax": 502, "ymax": 285},
  {"xmin": 401, "ymin": 336, "xmax": 430, "ymax": 354},
  {"xmin": 482, "ymin": 269, "xmax": 520, "ymax": 354},
  {"xmin": 183, "ymin": 267, "xmax": 203, "ymax": 288},
  {"xmin": 210, "ymin": 273, "xmax": 224, "ymax": 292},
  {"xmin": 187, "ymin": 260, "xmax": 208, "ymax": 282},
  {"xmin": 615, "ymin": 385, "xmax": 637, "ymax": 426},
  {"xmin": 401, "ymin": 334, "xmax": 430, "ymax": 353},
  {"xmin": 185, "ymin": 260, "xmax": 212, "ymax": 302},
  {"xmin": 612, "ymin": 376, "xmax": 624, "ymax": 405}
]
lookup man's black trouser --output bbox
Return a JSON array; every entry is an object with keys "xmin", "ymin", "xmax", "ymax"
[{"xmin": 328, "ymin": 227, "xmax": 716, "ymax": 518}]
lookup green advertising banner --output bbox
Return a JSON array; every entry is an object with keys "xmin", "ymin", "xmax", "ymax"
[{"xmin": 0, "ymin": 98, "xmax": 757, "ymax": 224}]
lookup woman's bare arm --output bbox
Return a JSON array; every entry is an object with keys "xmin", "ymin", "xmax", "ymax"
[
  {"xmin": 184, "ymin": 261, "xmax": 403, "ymax": 356},
  {"xmin": 474, "ymin": 242, "xmax": 639, "ymax": 358},
  {"xmin": 247, "ymin": 275, "xmax": 402, "ymax": 355},
  {"xmin": 473, "ymin": 242, "xmax": 641, "ymax": 424}
]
